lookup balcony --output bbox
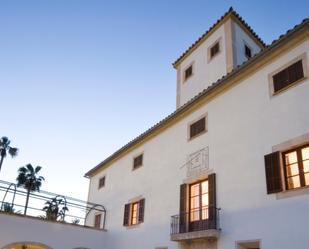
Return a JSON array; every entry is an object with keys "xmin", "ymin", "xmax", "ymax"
[
  {"xmin": 170, "ymin": 207, "xmax": 221, "ymax": 241},
  {"xmin": 0, "ymin": 179, "xmax": 106, "ymax": 230}
]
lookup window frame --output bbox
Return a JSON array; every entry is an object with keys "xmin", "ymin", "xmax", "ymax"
[
  {"xmin": 188, "ymin": 114, "xmax": 207, "ymax": 141},
  {"xmin": 123, "ymin": 198, "xmax": 145, "ymax": 227},
  {"xmin": 189, "ymin": 179, "xmax": 209, "ymax": 222},
  {"xmin": 268, "ymin": 53, "xmax": 308, "ymax": 96},
  {"xmin": 282, "ymin": 143, "xmax": 309, "ymax": 190},
  {"xmin": 130, "ymin": 202, "xmax": 139, "ymax": 225}
]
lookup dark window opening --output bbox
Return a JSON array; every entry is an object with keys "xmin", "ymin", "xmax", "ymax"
[
  {"xmin": 210, "ymin": 42, "xmax": 220, "ymax": 58},
  {"xmin": 245, "ymin": 44, "xmax": 252, "ymax": 58},
  {"xmin": 98, "ymin": 176, "xmax": 105, "ymax": 189},
  {"xmin": 273, "ymin": 60, "xmax": 304, "ymax": 93},
  {"xmin": 133, "ymin": 154, "xmax": 143, "ymax": 170},
  {"xmin": 190, "ymin": 117, "xmax": 206, "ymax": 139},
  {"xmin": 184, "ymin": 65, "xmax": 193, "ymax": 80}
]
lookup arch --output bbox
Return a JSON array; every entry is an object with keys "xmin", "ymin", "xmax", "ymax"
[{"xmin": 1, "ymin": 242, "xmax": 52, "ymax": 249}]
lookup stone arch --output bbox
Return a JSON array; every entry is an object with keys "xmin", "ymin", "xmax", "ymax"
[{"xmin": 1, "ymin": 241, "xmax": 52, "ymax": 249}]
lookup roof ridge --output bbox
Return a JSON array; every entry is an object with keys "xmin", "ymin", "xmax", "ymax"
[
  {"xmin": 85, "ymin": 17, "xmax": 309, "ymax": 177},
  {"xmin": 172, "ymin": 7, "xmax": 266, "ymax": 67}
]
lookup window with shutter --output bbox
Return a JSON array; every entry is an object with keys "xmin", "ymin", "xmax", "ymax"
[
  {"xmin": 210, "ymin": 42, "xmax": 220, "ymax": 58},
  {"xmin": 272, "ymin": 60, "xmax": 304, "ymax": 93},
  {"xmin": 179, "ymin": 184, "xmax": 187, "ymax": 233},
  {"xmin": 208, "ymin": 173, "xmax": 216, "ymax": 229},
  {"xmin": 123, "ymin": 199, "xmax": 145, "ymax": 227},
  {"xmin": 184, "ymin": 65, "xmax": 193, "ymax": 81},
  {"xmin": 133, "ymin": 154, "xmax": 143, "ymax": 170},
  {"xmin": 98, "ymin": 176, "xmax": 105, "ymax": 189},
  {"xmin": 264, "ymin": 151, "xmax": 282, "ymax": 194},
  {"xmin": 189, "ymin": 117, "xmax": 206, "ymax": 139},
  {"xmin": 94, "ymin": 214, "xmax": 101, "ymax": 229}
]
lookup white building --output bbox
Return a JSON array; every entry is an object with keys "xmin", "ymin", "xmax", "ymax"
[
  {"xmin": 85, "ymin": 7, "xmax": 309, "ymax": 249},
  {"xmin": 1, "ymin": 7, "xmax": 308, "ymax": 249}
]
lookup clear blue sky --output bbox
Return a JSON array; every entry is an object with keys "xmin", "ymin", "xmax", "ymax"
[{"xmin": 1, "ymin": 0, "xmax": 308, "ymax": 201}]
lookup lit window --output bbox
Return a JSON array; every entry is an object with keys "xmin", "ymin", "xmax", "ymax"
[
  {"xmin": 190, "ymin": 180, "xmax": 209, "ymax": 222},
  {"xmin": 131, "ymin": 202, "xmax": 138, "ymax": 225},
  {"xmin": 283, "ymin": 145, "xmax": 309, "ymax": 190},
  {"xmin": 123, "ymin": 199, "xmax": 145, "ymax": 226}
]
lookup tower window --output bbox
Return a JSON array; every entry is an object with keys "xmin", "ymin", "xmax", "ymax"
[
  {"xmin": 210, "ymin": 42, "xmax": 220, "ymax": 58},
  {"xmin": 184, "ymin": 65, "xmax": 193, "ymax": 81},
  {"xmin": 245, "ymin": 44, "xmax": 252, "ymax": 58}
]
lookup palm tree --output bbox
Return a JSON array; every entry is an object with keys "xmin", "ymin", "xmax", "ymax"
[
  {"xmin": 16, "ymin": 164, "xmax": 45, "ymax": 215},
  {"xmin": 0, "ymin": 136, "xmax": 18, "ymax": 173},
  {"xmin": 42, "ymin": 196, "xmax": 68, "ymax": 221}
]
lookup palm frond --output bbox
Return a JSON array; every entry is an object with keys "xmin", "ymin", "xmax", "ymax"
[{"xmin": 8, "ymin": 147, "xmax": 18, "ymax": 157}]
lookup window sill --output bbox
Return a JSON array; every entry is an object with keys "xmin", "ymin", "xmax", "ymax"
[
  {"xmin": 276, "ymin": 185, "xmax": 309, "ymax": 199},
  {"xmin": 125, "ymin": 223, "xmax": 142, "ymax": 230}
]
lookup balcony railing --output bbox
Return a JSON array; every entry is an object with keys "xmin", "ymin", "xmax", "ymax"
[
  {"xmin": 170, "ymin": 207, "xmax": 221, "ymax": 241},
  {"xmin": 0, "ymin": 179, "xmax": 106, "ymax": 230}
]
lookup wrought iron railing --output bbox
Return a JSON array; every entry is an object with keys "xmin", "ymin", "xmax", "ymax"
[
  {"xmin": 0, "ymin": 179, "xmax": 106, "ymax": 229},
  {"xmin": 170, "ymin": 207, "xmax": 221, "ymax": 235}
]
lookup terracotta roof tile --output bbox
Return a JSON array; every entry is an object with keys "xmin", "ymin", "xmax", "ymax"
[
  {"xmin": 172, "ymin": 7, "xmax": 266, "ymax": 68},
  {"xmin": 85, "ymin": 18, "xmax": 309, "ymax": 177}
]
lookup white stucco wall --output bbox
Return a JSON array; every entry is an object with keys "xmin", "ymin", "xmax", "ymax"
[
  {"xmin": 0, "ymin": 213, "xmax": 106, "ymax": 249},
  {"xmin": 232, "ymin": 20, "xmax": 262, "ymax": 66},
  {"xmin": 177, "ymin": 24, "xmax": 227, "ymax": 107},
  {"xmin": 87, "ymin": 38, "xmax": 309, "ymax": 249}
]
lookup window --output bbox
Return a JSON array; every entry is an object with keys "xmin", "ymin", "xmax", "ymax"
[
  {"xmin": 264, "ymin": 142, "xmax": 309, "ymax": 194},
  {"xmin": 184, "ymin": 65, "xmax": 193, "ymax": 81},
  {"xmin": 98, "ymin": 176, "xmax": 105, "ymax": 189},
  {"xmin": 190, "ymin": 180, "xmax": 209, "ymax": 221},
  {"xmin": 244, "ymin": 44, "xmax": 252, "ymax": 58},
  {"xmin": 94, "ymin": 214, "xmax": 101, "ymax": 229},
  {"xmin": 283, "ymin": 144, "xmax": 309, "ymax": 190},
  {"xmin": 272, "ymin": 60, "xmax": 304, "ymax": 93},
  {"xmin": 189, "ymin": 116, "xmax": 206, "ymax": 139},
  {"xmin": 133, "ymin": 154, "xmax": 143, "ymax": 170},
  {"xmin": 236, "ymin": 240, "xmax": 260, "ymax": 249},
  {"xmin": 210, "ymin": 42, "xmax": 220, "ymax": 58},
  {"xmin": 178, "ymin": 174, "xmax": 216, "ymax": 233},
  {"xmin": 123, "ymin": 199, "xmax": 145, "ymax": 226}
]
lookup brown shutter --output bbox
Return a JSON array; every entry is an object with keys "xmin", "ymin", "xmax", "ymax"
[
  {"xmin": 138, "ymin": 198, "xmax": 145, "ymax": 223},
  {"xmin": 123, "ymin": 203, "xmax": 130, "ymax": 226},
  {"xmin": 208, "ymin": 173, "xmax": 216, "ymax": 229},
  {"xmin": 179, "ymin": 184, "xmax": 187, "ymax": 233},
  {"xmin": 264, "ymin": 151, "xmax": 282, "ymax": 194}
]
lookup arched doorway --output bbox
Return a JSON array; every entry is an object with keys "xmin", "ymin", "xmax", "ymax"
[{"xmin": 1, "ymin": 242, "xmax": 52, "ymax": 249}]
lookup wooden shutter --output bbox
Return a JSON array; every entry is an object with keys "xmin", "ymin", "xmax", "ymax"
[
  {"xmin": 133, "ymin": 154, "xmax": 143, "ymax": 169},
  {"xmin": 94, "ymin": 214, "xmax": 101, "ymax": 228},
  {"xmin": 273, "ymin": 60, "xmax": 304, "ymax": 93},
  {"xmin": 179, "ymin": 184, "xmax": 187, "ymax": 233},
  {"xmin": 264, "ymin": 151, "xmax": 282, "ymax": 194},
  {"xmin": 190, "ymin": 117, "xmax": 206, "ymax": 138},
  {"xmin": 123, "ymin": 203, "xmax": 130, "ymax": 226},
  {"xmin": 138, "ymin": 198, "xmax": 145, "ymax": 223},
  {"xmin": 208, "ymin": 173, "xmax": 216, "ymax": 229}
]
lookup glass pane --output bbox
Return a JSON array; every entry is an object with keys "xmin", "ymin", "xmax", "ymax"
[
  {"xmin": 287, "ymin": 175, "xmax": 301, "ymax": 189},
  {"xmin": 305, "ymin": 173, "xmax": 309, "ymax": 186},
  {"xmin": 190, "ymin": 196, "xmax": 200, "ymax": 209},
  {"xmin": 303, "ymin": 160, "xmax": 309, "ymax": 173},
  {"xmin": 202, "ymin": 193, "xmax": 208, "ymax": 206},
  {"xmin": 190, "ymin": 184, "xmax": 199, "ymax": 196},
  {"xmin": 201, "ymin": 180, "xmax": 208, "ymax": 194},
  {"xmin": 190, "ymin": 209, "xmax": 199, "ymax": 221},
  {"xmin": 301, "ymin": 147, "xmax": 309, "ymax": 160},
  {"xmin": 286, "ymin": 163, "xmax": 299, "ymax": 177},
  {"xmin": 201, "ymin": 206, "xmax": 209, "ymax": 220},
  {"xmin": 285, "ymin": 151, "xmax": 298, "ymax": 165}
]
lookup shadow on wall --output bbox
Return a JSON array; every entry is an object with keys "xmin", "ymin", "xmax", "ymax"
[{"xmin": 1, "ymin": 242, "xmax": 52, "ymax": 249}]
